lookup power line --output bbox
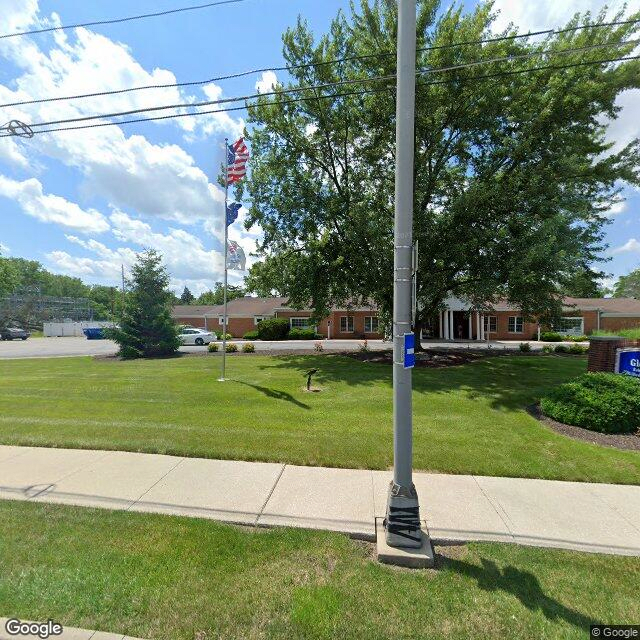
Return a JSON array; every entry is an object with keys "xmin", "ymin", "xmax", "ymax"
[
  {"xmin": 0, "ymin": 0, "xmax": 248, "ymax": 40},
  {"xmin": 2, "ymin": 16, "xmax": 639, "ymax": 109},
  {"xmin": 2, "ymin": 53, "xmax": 637, "ymax": 138},
  {"xmin": 10, "ymin": 39, "xmax": 638, "ymax": 132}
]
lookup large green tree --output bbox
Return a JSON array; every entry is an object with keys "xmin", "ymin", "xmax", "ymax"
[
  {"xmin": 196, "ymin": 283, "xmax": 246, "ymax": 305},
  {"xmin": 613, "ymin": 267, "xmax": 640, "ymax": 298},
  {"xmin": 243, "ymin": 0, "xmax": 640, "ymax": 339},
  {"xmin": 108, "ymin": 250, "xmax": 180, "ymax": 359}
]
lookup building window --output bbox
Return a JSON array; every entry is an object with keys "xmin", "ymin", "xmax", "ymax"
[
  {"xmin": 508, "ymin": 316, "xmax": 523, "ymax": 333},
  {"xmin": 340, "ymin": 316, "xmax": 354, "ymax": 333},
  {"xmin": 558, "ymin": 317, "xmax": 584, "ymax": 335},
  {"xmin": 290, "ymin": 317, "xmax": 311, "ymax": 329},
  {"xmin": 218, "ymin": 316, "xmax": 225, "ymax": 325},
  {"xmin": 484, "ymin": 316, "xmax": 497, "ymax": 333},
  {"xmin": 364, "ymin": 316, "xmax": 379, "ymax": 333},
  {"xmin": 254, "ymin": 316, "xmax": 266, "ymax": 325}
]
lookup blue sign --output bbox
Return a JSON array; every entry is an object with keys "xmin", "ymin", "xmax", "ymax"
[
  {"xmin": 404, "ymin": 333, "xmax": 415, "ymax": 369},
  {"xmin": 616, "ymin": 349, "xmax": 640, "ymax": 379}
]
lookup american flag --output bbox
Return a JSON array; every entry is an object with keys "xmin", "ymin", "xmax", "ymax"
[{"xmin": 227, "ymin": 137, "xmax": 249, "ymax": 184}]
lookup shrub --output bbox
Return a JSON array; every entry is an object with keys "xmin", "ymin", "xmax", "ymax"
[
  {"xmin": 542, "ymin": 345, "xmax": 554, "ymax": 354},
  {"xmin": 215, "ymin": 331, "xmax": 233, "ymax": 340},
  {"xmin": 540, "ymin": 372, "xmax": 640, "ymax": 434},
  {"xmin": 359, "ymin": 339, "xmax": 370, "ymax": 352},
  {"xmin": 242, "ymin": 342, "xmax": 255, "ymax": 353},
  {"xmin": 593, "ymin": 328, "xmax": 640, "ymax": 339},
  {"xmin": 554, "ymin": 344, "xmax": 570, "ymax": 354},
  {"xmin": 541, "ymin": 332, "xmax": 563, "ymax": 342},
  {"xmin": 257, "ymin": 318, "xmax": 290, "ymax": 340},
  {"xmin": 243, "ymin": 330, "xmax": 259, "ymax": 340},
  {"xmin": 288, "ymin": 327, "xmax": 317, "ymax": 340},
  {"xmin": 569, "ymin": 343, "xmax": 589, "ymax": 355},
  {"xmin": 568, "ymin": 335, "xmax": 589, "ymax": 343},
  {"xmin": 519, "ymin": 342, "xmax": 531, "ymax": 352},
  {"xmin": 225, "ymin": 343, "xmax": 238, "ymax": 353},
  {"xmin": 314, "ymin": 341, "xmax": 324, "ymax": 352},
  {"xmin": 207, "ymin": 343, "xmax": 219, "ymax": 352}
]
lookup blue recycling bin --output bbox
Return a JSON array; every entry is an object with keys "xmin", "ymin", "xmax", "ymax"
[{"xmin": 83, "ymin": 327, "xmax": 105, "ymax": 340}]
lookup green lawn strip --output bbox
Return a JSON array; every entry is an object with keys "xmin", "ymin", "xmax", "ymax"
[
  {"xmin": 0, "ymin": 501, "xmax": 637, "ymax": 640},
  {"xmin": 0, "ymin": 354, "xmax": 638, "ymax": 483}
]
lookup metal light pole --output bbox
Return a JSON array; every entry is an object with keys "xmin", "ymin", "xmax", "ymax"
[{"xmin": 384, "ymin": 0, "xmax": 422, "ymax": 548}]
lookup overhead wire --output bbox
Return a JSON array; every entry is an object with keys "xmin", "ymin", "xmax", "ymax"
[
  {"xmin": 2, "ymin": 53, "xmax": 638, "ymax": 138},
  {"xmin": 6, "ymin": 38, "xmax": 638, "ymax": 133},
  {"xmin": 0, "ymin": 0, "xmax": 249, "ymax": 40},
  {"xmin": 1, "ymin": 16, "xmax": 639, "ymax": 109}
]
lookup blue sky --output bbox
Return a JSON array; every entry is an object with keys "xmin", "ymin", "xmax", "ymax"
[{"xmin": 0, "ymin": 0, "xmax": 639, "ymax": 295}]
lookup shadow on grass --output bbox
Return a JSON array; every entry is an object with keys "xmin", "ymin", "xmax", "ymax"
[
  {"xmin": 444, "ymin": 556, "xmax": 601, "ymax": 629},
  {"xmin": 256, "ymin": 354, "xmax": 586, "ymax": 412},
  {"xmin": 234, "ymin": 380, "xmax": 311, "ymax": 410}
]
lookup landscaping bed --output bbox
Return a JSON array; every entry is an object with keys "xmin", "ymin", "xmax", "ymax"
[{"xmin": 529, "ymin": 404, "xmax": 640, "ymax": 452}]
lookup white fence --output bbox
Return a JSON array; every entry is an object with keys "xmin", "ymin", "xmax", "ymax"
[{"xmin": 43, "ymin": 321, "xmax": 114, "ymax": 337}]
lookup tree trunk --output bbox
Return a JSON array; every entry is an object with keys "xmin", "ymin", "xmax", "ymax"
[{"xmin": 413, "ymin": 318, "xmax": 424, "ymax": 352}]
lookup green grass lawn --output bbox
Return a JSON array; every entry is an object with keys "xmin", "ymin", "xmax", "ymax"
[
  {"xmin": 0, "ymin": 353, "xmax": 638, "ymax": 483},
  {"xmin": 0, "ymin": 500, "xmax": 638, "ymax": 640}
]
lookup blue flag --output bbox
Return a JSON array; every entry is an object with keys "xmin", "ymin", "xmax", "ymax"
[{"xmin": 226, "ymin": 202, "xmax": 241, "ymax": 227}]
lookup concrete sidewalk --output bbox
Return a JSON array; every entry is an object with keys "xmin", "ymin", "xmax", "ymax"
[
  {"xmin": 1, "ymin": 445, "xmax": 639, "ymax": 556},
  {"xmin": 0, "ymin": 617, "xmax": 145, "ymax": 639}
]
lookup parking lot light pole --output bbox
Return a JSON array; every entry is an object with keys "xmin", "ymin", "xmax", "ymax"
[{"xmin": 384, "ymin": 0, "xmax": 422, "ymax": 549}]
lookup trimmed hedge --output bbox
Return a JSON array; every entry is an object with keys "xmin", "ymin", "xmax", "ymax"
[
  {"xmin": 541, "ymin": 332, "xmax": 563, "ymax": 342},
  {"xmin": 225, "ymin": 343, "xmax": 238, "ymax": 353},
  {"xmin": 288, "ymin": 328, "xmax": 317, "ymax": 340},
  {"xmin": 242, "ymin": 342, "xmax": 255, "ymax": 353},
  {"xmin": 243, "ymin": 330, "xmax": 259, "ymax": 340},
  {"xmin": 215, "ymin": 331, "xmax": 233, "ymax": 340},
  {"xmin": 208, "ymin": 343, "xmax": 219, "ymax": 352},
  {"xmin": 540, "ymin": 372, "xmax": 640, "ymax": 434},
  {"xmin": 257, "ymin": 318, "xmax": 290, "ymax": 340}
]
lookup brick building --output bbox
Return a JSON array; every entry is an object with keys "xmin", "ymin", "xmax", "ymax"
[
  {"xmin": 172, "ymin": 297, "xmax": 383, "ymax": 339},
  {"xmin": 172, "ymin": 295, "xmax": 640, "ymax": 340}
]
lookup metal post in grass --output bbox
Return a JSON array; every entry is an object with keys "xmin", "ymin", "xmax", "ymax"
[
  {"xmin": 219, "ymin": 137, "xmax": 229, "ymax": 382},
  {"xmin": 382, "ymin": 0, "xmax": 431, "ymax": 558}
]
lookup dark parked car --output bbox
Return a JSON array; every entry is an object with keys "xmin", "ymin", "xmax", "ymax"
[{"xmin": 0, "ymin": 327, "xmax": 30, "ymax": 341}]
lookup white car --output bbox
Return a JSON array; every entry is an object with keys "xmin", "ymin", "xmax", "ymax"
[{"xmin": 178, "ymin": 327, "xmax": 215, "ymax": 346}]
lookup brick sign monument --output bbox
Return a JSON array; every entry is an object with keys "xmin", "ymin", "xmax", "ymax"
[{"xmin": 588, "ymin": 336, "xmax": 640, "ymax": 376}]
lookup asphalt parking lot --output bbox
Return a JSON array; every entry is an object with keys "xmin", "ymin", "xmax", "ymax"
[{"xmin": 0, "ymin": 336, "xmax": 551, "ymax": 359}]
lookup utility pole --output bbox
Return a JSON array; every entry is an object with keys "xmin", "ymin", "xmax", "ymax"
[
  {"xmin": 383, "ymin": 0, "xmax": 428, "ymax": 554},
  {"xmin": 219, "ymin": 137, "xmax": 229, "ymax": 382}
]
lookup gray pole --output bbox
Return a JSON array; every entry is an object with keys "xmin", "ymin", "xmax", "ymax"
[
  {"xmin": 384, "ymin": 0, "xmax": 421, "ymax": 548},
  {"xmin": 219, "ymin": 137, "xmax": 229, "ymax": 382}
]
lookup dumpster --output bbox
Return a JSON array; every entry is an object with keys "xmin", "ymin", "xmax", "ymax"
[{"xmin": 83, "ymin": 327, "xmax": 105, "ymax": 340}]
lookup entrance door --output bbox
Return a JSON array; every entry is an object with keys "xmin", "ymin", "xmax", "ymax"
[{"xmin": 452, "ymin": 311, "xmax": 470, "ymax": 339}]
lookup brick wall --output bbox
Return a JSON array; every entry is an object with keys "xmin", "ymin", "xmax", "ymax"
[
  {"xmin": 601, "ymin": 316, "xmax": 640, "ymax": 332},
  {"xmin": 588, "ymin": 337, "xmax": 640, "ymax": 373}
]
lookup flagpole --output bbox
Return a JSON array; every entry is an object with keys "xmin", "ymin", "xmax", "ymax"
[{"xmin": 219, "ymin": 137, "xmax": 229, "ymax": 382}]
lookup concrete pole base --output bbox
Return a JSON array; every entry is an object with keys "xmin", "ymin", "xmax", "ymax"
[
  {"xmin": 376, "ymin": 518, "xmax": 435, "ymax": 568},
  {"xmin": 384, "ymin": 480, "xmax": 422, "ymax": 548}
]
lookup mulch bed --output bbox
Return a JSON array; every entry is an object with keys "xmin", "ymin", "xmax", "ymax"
[
  {"xmin": 346, "ymin": 348, "xmax": 491, "ymax": 368},
  {"xmin": 528, "ymin": 403, "xmax": 640, "ymax": 452}
]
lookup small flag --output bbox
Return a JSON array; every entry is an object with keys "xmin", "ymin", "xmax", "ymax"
[
  {"xmin": 227, "ymin": 137, "xmax": 249, "ymax": 184},
  {"xmin": 226, "ymin": 202, "xmax": 241, "ymax": 227},
  {"xmin": 227, "ymin": 240, "xmax": 246, "ymax": 270}
]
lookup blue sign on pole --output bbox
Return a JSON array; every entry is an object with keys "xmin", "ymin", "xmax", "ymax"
[
  {"xmin": 616, "ymin": 349, "xmax": 640, "ymax": 379},
  {"xmin": 404, "ymin": 332, "xmax": 415, "ymax": 369}
]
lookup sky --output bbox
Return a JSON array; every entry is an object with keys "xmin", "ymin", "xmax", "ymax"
[{"xmin": 0, "ymin": 0, "xmax": 639, "ymax": 296}]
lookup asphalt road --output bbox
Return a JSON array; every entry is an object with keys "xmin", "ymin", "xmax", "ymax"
[{"xmin": 0, "ymin": 336, "xmax": 549, "ymax": 359}]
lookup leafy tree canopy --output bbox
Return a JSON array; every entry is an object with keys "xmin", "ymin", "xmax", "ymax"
[
  {"xmin": 243, "ymin": 0, "xmax": 640, "ymax": 333},
  {"xmin": 180, "ymin": 286, "xmax": 195, "ymax": 304},
  {"xmin": 560, "ymin": 268, "xmax": 610, "ymax": 298},
  {"xmin": 613, "ymin": 267, "xmax": 640, "ymax": 298},
  {"xmin": 195, "ymin": 283, "xmax": 246, "ymax": 305}
]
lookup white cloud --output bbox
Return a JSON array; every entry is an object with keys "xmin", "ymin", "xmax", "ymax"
[
  {"xmin": 0, "ymin": 5, "xmax": 245, "ymax": 228},
  {"xmin": 0, "ymin": 242, "xmax": 9, "ymax": 254},
  {"xmin": 605, "ymin": 199, "xmax": 628, "ymax": 217},
  {"xmin": 612, "ymin": 238, "xmax": 640, "ymax": 254},
  {"xmin": 0, "ymin": 175, "xmax": 110, "ymax": 233},
  {"xmin": 490, "ymin": 0, "xmax": 640, "ymax": 34},
  {"xmin": 255, "ymin": 71, "xmax": 277, "ymax": 94}
]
